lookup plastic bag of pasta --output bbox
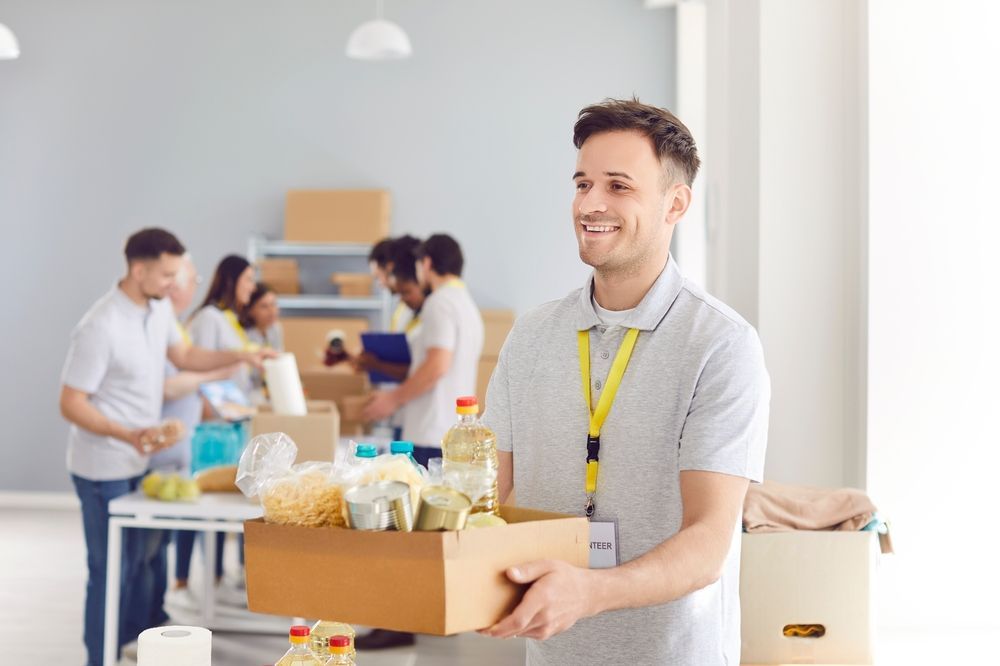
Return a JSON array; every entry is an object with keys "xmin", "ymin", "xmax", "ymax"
[{"xmin": 237, "ymin": 432, "xmax": 358, "ymax": 528}]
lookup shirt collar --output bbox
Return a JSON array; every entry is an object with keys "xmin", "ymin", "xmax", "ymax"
[
  {"xmin": 111, "ymin": 282, "xmax": 151, "ymax": 319},
  {"xmin": 575, "ymin": 255, "xmax": 685, "ymax": 332}
]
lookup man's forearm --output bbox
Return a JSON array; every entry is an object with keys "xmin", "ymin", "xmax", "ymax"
[
  {"xmin": 392, "ymin": 358, "xmax": 446, "ymax": 405},
  {"xmin": 589, "ymin": 522, "xmax": 729, "ymax": 614},
  {"xmin": 175, "ymin": 346, "xmax": 244, "ymax": 372},
  {"xmin": 61, "ymin": 397, "xmax": 131, "ymax": 443}
]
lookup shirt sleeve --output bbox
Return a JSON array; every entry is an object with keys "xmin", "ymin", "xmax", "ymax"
[
  {"xmin": 678, "ymin": 325, "xmax": 770, "ymax": 483},
  {"xmin": 482, "ymin": 337, "xmax": 514, "ymax": 453},
  {"xmin": 61, "ymin": 320, "xmax": 111, "ymax": 394},
  {"xmin": 420, "ymin": 296, "xmax": 459, "ymax": 351}
]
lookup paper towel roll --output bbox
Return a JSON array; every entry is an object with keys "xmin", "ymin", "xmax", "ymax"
[
  {"xmin": 137, "ymin": 625, "xmax": 211, "ymax": 666},
  {"xmin": 264, "ymin": 352, "xmax": 308, "ymax": 416}
]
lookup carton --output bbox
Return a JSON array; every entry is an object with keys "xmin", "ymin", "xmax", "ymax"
[
  {"xmin": 740, "ymin": 531, "xmax": 878, "ymax": 665},
  {"xmin": 330, "ymin": 272, "xmax": 375, "ymax": 297},
  {"xmin": 244, "ymin": 505, "xmax": 589, "ymax": 635},
  {"xmin": 481, "ymin": 309, "xmax": 515, "ymax": 357},
  {"xmin": 285, "ymin": 190, "xmax": 391, "ymax": 244},
  {"xmin": 257, "ymin": 258, "xmax": 301, "ymax": 295},
  {"xmin": 250, "ymin": 400, "xmax": 339, "ymax": 464},
  {"xmin": 282, "ymin": 316, "xmax": 369, "ymax": 370}
]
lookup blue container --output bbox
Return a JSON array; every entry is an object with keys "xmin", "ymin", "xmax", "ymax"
[{"xmin": 191, "ymin": 422, "xmax": 245, "ymax": 474}]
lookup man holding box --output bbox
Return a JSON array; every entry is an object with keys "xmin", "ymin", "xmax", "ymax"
[
  {"xmin": 481, "ymin": 99, "xmax": 770, "ymax": 666},
  {"xmin": 59, "ymin": 228, "xmax": 273, "ymax": 666}
]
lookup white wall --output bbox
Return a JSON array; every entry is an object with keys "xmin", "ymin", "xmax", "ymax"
[
  {"xmin": 705, "ymin": 0, "xmax": 867, "ymax": 489},
  {"xmin": 867, "ymin": 0, "xmax": 1000, "ymax": 630},
  {"xmin": 0, "ymin": 0, "xmax": 676, "ymax": 492}
]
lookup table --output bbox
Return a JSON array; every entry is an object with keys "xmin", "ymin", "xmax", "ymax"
[{"xmin": 103, "ymin": 492, "xmax": 262, "ymax": 666}]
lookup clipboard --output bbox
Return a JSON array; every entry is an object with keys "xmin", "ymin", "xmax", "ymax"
[{"xmin": 361, "ymin": 332, "xmax": 411, "ymax": 384}]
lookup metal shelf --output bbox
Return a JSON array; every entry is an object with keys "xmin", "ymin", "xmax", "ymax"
[
  {"xmin": 276, "ymin": 295, "xmax": 385, "ymax": 311},
  {"xmin": 248, "ymin": 238, "xmax": 372, "ymax": 261}
]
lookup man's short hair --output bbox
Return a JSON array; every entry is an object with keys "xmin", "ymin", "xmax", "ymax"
[
  {"xmin": 573, "ymin": 97, "xmax": 701, "ymax": 186},
  {"xmin": 124, "ymin": 228, "xmax": 186, "ymax": 263},
  {"xmin": 415, "ymin": 234, "xmax": 464, "ymax": 277}
]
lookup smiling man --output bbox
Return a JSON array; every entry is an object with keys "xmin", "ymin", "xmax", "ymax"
[{"xmin": 481, "ymin": 99, "xmax": 771, "ymax": 665}]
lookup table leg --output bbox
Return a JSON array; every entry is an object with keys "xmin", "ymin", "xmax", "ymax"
[
  {"xmin": 103, "ymin": 517, "xmax": 123, "ymax": 666},
  {"xmin": 203, "ymin": 528, "xmax": 217, "ymax": 625}
]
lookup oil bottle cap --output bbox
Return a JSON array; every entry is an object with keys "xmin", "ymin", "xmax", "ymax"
[
  {"xmin": 289, "ymin": 625, "xmax": 310, "ymax": 643},
  {"xmin": 456, "ymin": 396, "xmax": 479, "ymax": 414},
  {"xmin": 329, "ymin": 635, "xmax": 351, "ymax": 651}
]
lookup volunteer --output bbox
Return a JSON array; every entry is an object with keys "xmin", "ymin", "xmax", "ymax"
[
  {"xmin": 353, "ymin": 238, "xmax": 428, "ymax": 382},
  {"xmin": 363, "ymin": 233, "xmax": 484, "ymax": 463},
  {"xmin": 358, "ymin": 234, "xmax": 484, "ymax": 651},
  {"xmin": 242, "ymin": 282, "xmax": 284, "ymax": 396},
  {"xmin": 59, "ymin": 229, "xmax": 272, "ymax": 666},
  {"xmin": 188, "ymin": 254, "xmax": 258, "ymax": 397},
  {"xmin": 479, "ymin": 99, "xmax": 770, "ymax": 666},
  {"xmin": 370, "ymin": 234, "xmax": 423, "ymax": 334}
]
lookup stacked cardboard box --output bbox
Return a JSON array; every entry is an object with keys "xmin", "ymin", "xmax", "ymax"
[
  {"xmin": 284, "ymin": 189, "xmax": 391, "ymax": 244},
  {"xmin": 256, "ymin": 258, "xmax": 301, "ymax": 295}
]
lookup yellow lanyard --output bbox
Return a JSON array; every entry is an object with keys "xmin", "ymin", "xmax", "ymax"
[
  {"xmin": 175, "ymin": 321, "xmax": 192, "ymax": 347},
  {"xmin": 578, "ymin": 327, "xmax": 640, "ymax": 517},
  {"xmin": 222, "ymin": 309, "xmax": 254, "ymax": 351},
  {"xmin": 405, "ymin": 315, "xmax": 421, "ymax": 333},
  {"xmin": 390, "ymin": 302, "xmax": 407, "ymax": 332}
]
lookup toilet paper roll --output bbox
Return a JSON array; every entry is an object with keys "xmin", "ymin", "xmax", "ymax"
[
  {"xmin": 264, "ymin": 352, "xmax": 308, "ymax": 416},
  {"xmin": 137, "ymin": 625, "xmax": 211, "ymax": 666}
]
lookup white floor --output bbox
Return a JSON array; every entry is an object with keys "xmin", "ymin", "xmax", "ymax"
[
  {"xmin": 0, "ymin": 507, "xmax": 524, "ymax": 665},
  {"xmin": 0, "ymin": 507, "xmax": 994, "ymax": 665}
]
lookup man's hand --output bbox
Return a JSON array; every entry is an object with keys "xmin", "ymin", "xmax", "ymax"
[
  {"xmin": 351, "ymin": 352, "xmax": 378, "ymax": 372},
  {"xmin": 123, "ymin": 427, "xmax": 158, "ymax": 455},
  {"xmin": 362, "ymin": 390, "xmax": 400, "ymax": 422},
  {"xmin": 480, "ymin": 560, "xmax": 599, "ymax": 641}
]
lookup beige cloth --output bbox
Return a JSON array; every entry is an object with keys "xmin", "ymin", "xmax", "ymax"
[{"xmin": 743, "ymin": 480, "xmax": 877, "ymax": 532}]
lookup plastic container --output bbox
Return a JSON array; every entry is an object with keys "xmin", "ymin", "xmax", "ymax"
[
  {"xmin": 309, "ymin": 620, "xmax": 356, "ymax": 660},
  {"xmin": 276, "ymin": 625, "xmax": 325, "ymax": 665},
  {"xmin": 440, "ymin": 397, "xmax": 499, "ymax": 515},
  {"xmin": 191, "ymin": 422, "xmax": 244, "ymax": 474}
]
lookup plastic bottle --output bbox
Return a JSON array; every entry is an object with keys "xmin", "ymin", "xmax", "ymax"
[
  {"xmin": 276, "ymin": 625, "xmax": 325, "ymax": 665},
  {"xmin": 441, "ymin": 396, "xmax": 499, "ymax": 515},
  {"xmin": 390, "ymin": 440, "xmax": 418, "ymax": 466},
  {"xmin": 325, "ymin": 635, "xmax": 355, "ymax": 665},
  {"xmin": 310, "ymin": 620, "xmax": 356, "ymax": 660}
]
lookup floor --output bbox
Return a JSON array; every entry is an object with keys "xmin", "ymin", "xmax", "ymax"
[{"xmin": 0, "ymin": 507, "xmax": 993, "ymax": 665}]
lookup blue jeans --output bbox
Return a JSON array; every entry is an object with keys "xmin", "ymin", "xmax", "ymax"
[
  {"xmin": 174, "ymin": 530, "xmax": 225, "ymax": 582},
  {"xmin": 411, "ymin": 445, "xmax": 441, "ymax": 469},
  {"xmin": 72, "ymin": 474, "xmax": 158, "ymax": 666}
]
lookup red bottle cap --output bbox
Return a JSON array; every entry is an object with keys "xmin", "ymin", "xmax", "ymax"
[
  {"xmin": 329, "ymin": 635, "xmax": 351, "ymax": 648},
  {"xmin": 289, "ymin": 625, "xmax": 310, "ymax": 638},
  {"xmin": 456, "ymin": 396, "xmax": 478, "ymax": 407}
]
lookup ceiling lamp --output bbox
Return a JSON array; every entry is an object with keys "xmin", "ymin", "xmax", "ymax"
[
  {"xmin": 0, "ymin": 22, "xmax": 20, "ymax": 60},
  {"xmin": 346, "ymin": 0, "xmax": 412, "ymax": 61}
]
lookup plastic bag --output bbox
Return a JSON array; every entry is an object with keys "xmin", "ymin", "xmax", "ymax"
[
  {"xmin": 355, "ymin": 451, "xmax": 428, "ymax": 510},
  {"xmin": 237, "ymin": 432, "xmax": 359, "ymax": 528}
]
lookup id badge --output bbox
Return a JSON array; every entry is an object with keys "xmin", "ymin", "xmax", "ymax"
[{"xmin": 588, "ymin": 519, "xmax": 620, "ymax": 569}]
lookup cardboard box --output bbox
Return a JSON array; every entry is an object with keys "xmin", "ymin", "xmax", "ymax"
[
  {"xmin": 244, "ymin": 505, "xmax": 589, "ymax": 635},
  {"xmin": 481, "ymin": 309, "xmax": 515, "ymax": 357},
  {"xmin": 477, "ymin": 357, "xmax": 498, "ymax": 409},
  {"xmin": 740, "ymin": 531, "xmax": 878, "ymax": 665},
  {"xmin": 257, "ymin": 258, "xmax": 301, "ymax": 295},
  {"xmin": 285, "ymin": 189, "xmax": 391, "ymax": 244},
  {"xmin": 282, "ymin": 317, "xmax": 370, "ymax": 370},
  {"xmin": 300, "ymin": 369, "xmax": 372, "ymax": 438},
  {"xmin": 250, "ymin": 400, "xmax": 339, "ymax": 464},
  {"xmin": 330, "ymin": 272, "xmax": 374, "ymax": 297}
]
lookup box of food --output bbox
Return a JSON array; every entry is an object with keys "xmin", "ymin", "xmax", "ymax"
[
  {"xmin": 244, "ymin": 505, "xmax": 589, "ymax": 635},
  {"xmin": 284, "ymin": 190, "xmax": 391, "ymax": 244},
  {"xmin": 250, "ymin": 400, "xmax": 339, "ymax": 464},
  {"xmin": 281, "ymin": 317, "xmax": 370, "ymax": 371},
  {"xmin": 740, "ymin": 531, "xmax": 879, "ymax": 665},
  {"xmin": 330, "ymin": 272, "xmax": 375, "ymax": 297},
  {"xmin": 257, "ymin": 258, "xmax": 301, "ymax": 295}
]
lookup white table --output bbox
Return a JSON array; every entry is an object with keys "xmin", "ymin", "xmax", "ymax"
[{"xmin": 103, "ymin": 492, "xmax": 263, "ymax": 666}]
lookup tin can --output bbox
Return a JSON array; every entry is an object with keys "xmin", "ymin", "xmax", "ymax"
[
  {"xmin": 414, "ymin": 485, "xmax": 472, "ymax": 531},
  {"xmin": 344, "ymin": 481, "xmax": 413, "ymax": 531}
]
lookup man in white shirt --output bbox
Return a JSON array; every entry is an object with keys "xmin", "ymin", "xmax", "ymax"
[
  {"xmin": 59, "ymin": 229, "xmax": 272, "ymax": 666},
  {"xmin": 359, "ymin": 234, "xmax": 484, "ymax": 650}
]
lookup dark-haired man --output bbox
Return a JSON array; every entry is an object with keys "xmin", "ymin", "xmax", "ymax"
[
  {"xmin": 480, "ymin": 99, "xmax": 770, "ymax": 666},
  {"xmin": 59, "ymin": 228, "xmax": 273, "ymax": 666}
]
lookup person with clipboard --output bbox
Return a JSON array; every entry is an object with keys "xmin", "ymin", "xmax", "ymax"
[{"xmin": 478, "ymin": 99, "xmax": 770, "ymax": 666}]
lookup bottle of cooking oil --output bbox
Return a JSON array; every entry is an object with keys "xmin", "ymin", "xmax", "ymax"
[
  {"xmin": 441, "ymin": 396, "xmax": 499, "ymax": 515},
  {"xmin": 276, "ymin": 625, "xmax": 325, "ymax": 665},
  {"xmin": 326, "ymin": 635, "xmax": 355, "ymax": 665},
  {"xmin": 310, "ymin": 620, "xmax": 356, "ymax": 660}
]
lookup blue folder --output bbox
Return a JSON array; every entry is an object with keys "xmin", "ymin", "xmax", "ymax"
[{"xmin": 361, "ymin": 332, "xmax": 412, "ymax": 384}]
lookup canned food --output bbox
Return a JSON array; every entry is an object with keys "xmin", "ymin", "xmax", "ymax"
[
  {"xmin": 344, "ymin": 481, "xmax": 414, "ymax": 531},
  {"xmin": 414, "ymin": 485, "xmax": 472, "ymax": 531}
]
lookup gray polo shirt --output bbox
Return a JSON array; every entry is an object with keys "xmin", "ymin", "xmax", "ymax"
[
  {"xmin": 188, "ymin": 305, "xmax": 252, "ymax": 396},
  {"xmin": 62, "ymin": 286, "xmax": 183, "ymax": 481},
  {"xmin": 482, "ymin": 257, "xmax": 770, "ymax": 666}
]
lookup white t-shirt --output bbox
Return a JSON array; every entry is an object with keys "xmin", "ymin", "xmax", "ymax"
[
  {"xmin": 62, "ymin": 286, "xmax": 183, "ymax": 481},
  {"xmin": 188, "ymin": 305, "xmax": 252, "ymax": 396},
  {"xmin": 591, "ymin": 296, "xmax": 635, "ymax": 327},
  {"xmin": 402, "ymin": 282, "xmax": 484, "ymax": 446}
]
